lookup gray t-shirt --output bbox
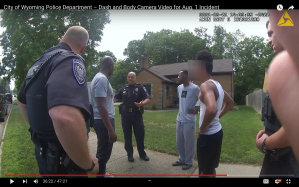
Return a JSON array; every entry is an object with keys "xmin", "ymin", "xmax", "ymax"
[
  {"xmin": 177, "ymin": 83, "xmax": 200, "ymax": 122},
  {"xmin": 90, "ymin": 72, "xmax": 115, "ymax": 119}
]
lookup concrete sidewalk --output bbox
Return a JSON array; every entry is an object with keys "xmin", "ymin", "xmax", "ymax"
[{"xmin": 88, "ymin": 132, "xmax": 261, "ymax": 178}]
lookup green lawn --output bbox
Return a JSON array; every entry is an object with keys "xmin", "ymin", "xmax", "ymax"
[
  {"xmin": 0, "ymin": 109, "xmax": 39, "ymax": 178},
  {"xmin": 1, "ymin": 105, "xmax": 264, "ymax": 177}
]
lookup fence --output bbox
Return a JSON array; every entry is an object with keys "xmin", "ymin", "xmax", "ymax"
[{"xmin": 245, "ymin": 89, "xmax": 266, "ymax": 114}]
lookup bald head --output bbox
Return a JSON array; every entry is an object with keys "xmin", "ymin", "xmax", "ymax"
[
  {"xmin": 127, "ymin": 72, "xmax": 137, "ymax": 85},
  {"xmin": 61, "ymin": 26, "xmax": 89, "ymax": 54},
  {"xmin": 128, "ymin": 72, "xmax": 136, "ymax": 77},
  {"xmin": 99, "ymin": 56, "xmax": 114, "ymax": 76}
]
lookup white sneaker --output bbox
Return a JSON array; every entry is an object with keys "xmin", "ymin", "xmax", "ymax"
[{"xmin": 104, "ymin": 172, "xmax": 114, "ymax": 178}]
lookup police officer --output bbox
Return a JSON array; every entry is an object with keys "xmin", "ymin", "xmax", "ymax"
[
  {"xmin": 17, "ymin": 26, "xmax": 99, "ymax": 178},
  {"xmin": 114, "ymin": 72, "xmax": 151, "ymax": 162},
  {"xmin": 255, "ymin": 21, "xmax": 299, "ymax": 177}
]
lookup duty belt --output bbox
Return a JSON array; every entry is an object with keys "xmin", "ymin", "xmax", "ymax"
[
  {"xmin": 122, "ymin": 106, "xmax": 141, "ymax": 113},
  {"xmin": 29, "ymin": 128, "xmax": 83, "ymax": 173}
]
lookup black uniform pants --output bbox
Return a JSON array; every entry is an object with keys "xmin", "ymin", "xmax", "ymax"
[
  {"xmin": 34, "ymin": 144, "xmax": 87, "ymax": 178},
  {"xmin": 121, "ymin": 111, "xmax": 146, "ymax": 157},
  {"xmin": 259, "ymin": 152, "xmax": 295, "ymax": 178},
  {"xmin": 259, "ymin": 127, "xmax": 296, "ymax": 178},
  {"xmin": 93, "ymin": 118, "xmax": 115, "ymax": 177}
]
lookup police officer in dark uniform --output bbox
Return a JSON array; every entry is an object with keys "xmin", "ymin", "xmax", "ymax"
[
  {"xmin": 258, "ymin": 92, "xmax": 299, "ymax": 177},
  {"xmin": 114, "ymin": 72, "xmax": 151, "ymax": 162},
  {"xmin": 255, "ymin": 21, "xmax": 299, "ymax": 178},
  {"xmin": 17, "ymin": 26, "xmax": 99, "ymax": 177}
]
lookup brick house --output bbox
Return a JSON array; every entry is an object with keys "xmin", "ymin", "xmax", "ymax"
[{"xmin": 136, "ymin": 56, "xmax": 234, "ymax": 110}]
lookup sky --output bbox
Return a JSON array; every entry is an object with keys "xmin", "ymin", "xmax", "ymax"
[{"xmin": 0, "ymin": 9, "xmax": 269, "ymax": 90}]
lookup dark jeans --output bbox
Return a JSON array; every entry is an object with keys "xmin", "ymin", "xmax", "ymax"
[
  {"xmin": 93, "ymin": 118, "xmax": 115, "ymax": 178},
  {"xmin": 121, "ymin": 112, "xmax": 146, "ymax": 157},
  {"xmin": 34, "ymin": 144, "xmax": 87, "ymax": 178}
]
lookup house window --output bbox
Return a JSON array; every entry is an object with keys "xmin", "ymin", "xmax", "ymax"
[
  {"xmin": 166, "ymin": 85, "xmax": 170, "ymax": 98},
  {"xmin": 143, "ymin": 84, "xmax": 151, "ymax": 96}
]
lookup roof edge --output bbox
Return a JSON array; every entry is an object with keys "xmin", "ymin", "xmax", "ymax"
[{"xmin": 137, "ymin": 68, "xmax": 174, "ymax": 83}]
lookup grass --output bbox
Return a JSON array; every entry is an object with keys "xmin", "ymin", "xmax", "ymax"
[
  {"xmin": 0, "ymin": 109, "xmax": 40, "ymax": 178},
  {"xmin": 1, "ymin": 105, "xmax": 264, "ymax": 177},
  {"xmin": 93, "ymin": 105, "xmax": 264, "ymax": 165},
  {"xmin": 13, "ymin": 99, "xmax": 17, "ymax": 105}
]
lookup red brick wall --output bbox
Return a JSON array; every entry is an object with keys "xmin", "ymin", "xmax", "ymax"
[
  {"xmin": 137, "ymin": 70, "xmax": 162, "ymax": 109},
  {"xmin": 163, "ymin": 84, "xmax": 178, "ymax": 108}
]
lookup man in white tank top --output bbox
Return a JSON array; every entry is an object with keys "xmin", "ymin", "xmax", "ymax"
[{"xmin": 192, "ymin": 50, "xmax": 234, "ymax": 177}]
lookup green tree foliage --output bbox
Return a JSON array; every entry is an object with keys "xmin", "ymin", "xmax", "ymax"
[
  {"xmin": 210, "ymin": 26, "xmax": 274, "ymax": 104},
  {"xmin": 109, "ymin": 59, "xmax": 137, "ymax": 91},
  {"xmin": 86, "ymin": 50, "xmax": 117, "ymax": 82},
  {"xmin": 0, "ymin": 78, "xmax": 10, "ymax": 93},
  {"xmin": 123, "ymin": 29, "xmax": 207, "ymax": 66},
  {"xmin": 0, "ymin": 10, "xmax": 110, "ymax": 90}
]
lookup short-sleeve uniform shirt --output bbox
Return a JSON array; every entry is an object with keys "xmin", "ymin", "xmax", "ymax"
[
  {"xmin": 114, "ymin": 83, "xmax": 150, "ymax": 108},
  {"xmin": 17, "ymin": 42, "xmax": 90, "ymax": 138}
]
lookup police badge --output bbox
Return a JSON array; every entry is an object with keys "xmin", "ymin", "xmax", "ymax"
[
  {"xmin": 73, "ymin": 59, "xmax": 86, "ymax": 85},
  {"xmin": 27, "ymin": 64, "xmax": 41, "ymax": 78},
  {"xmin": 135, "ymin": 88, "xmax": 138, "ymax": 91}
]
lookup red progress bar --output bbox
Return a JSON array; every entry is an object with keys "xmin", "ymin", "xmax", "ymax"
[{"xmin": 6, "ymin": 174, "xmax": 227, "ymax": 177}]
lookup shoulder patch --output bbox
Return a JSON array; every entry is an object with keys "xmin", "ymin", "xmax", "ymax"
[
  {"xmin": 142, "ymin": 86, "xmax": 147, "ymax": 92},
  {"xmin": 27, "ymin": 64, "xmax": 42, "ymax": 78},
  {"xmin": 72, "ymin": 59, "xmax": 86, "ymax": 85},
  {"xmin": 142, "ymin": 86, "xmax": 150, "ymax": 97}
]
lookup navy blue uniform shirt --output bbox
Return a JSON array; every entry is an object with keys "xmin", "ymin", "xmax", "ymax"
[
  {"xmin": 114, "ymin": 84, "xmax": 150, "ymax": 108},
  {"xmin": 18, "ymin": 42, "xmax": 90, "ymax": 123}
]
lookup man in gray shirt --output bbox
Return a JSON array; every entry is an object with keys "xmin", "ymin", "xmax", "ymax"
[
  {"xmin": 173, "ymin": 70, "xmax": 200, "ymax": 170},
  {"xmin": 90, "ymin": 56, "xmax": 117, "ymax": 178}
]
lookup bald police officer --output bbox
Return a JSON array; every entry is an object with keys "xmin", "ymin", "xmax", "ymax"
[
  {"xmin": 114, "ymin": 72, "xmax": 151, "ymax": 162},
  {"xmin": 17, "ymin": 26, "xmax": 99, "ymax": 177}
]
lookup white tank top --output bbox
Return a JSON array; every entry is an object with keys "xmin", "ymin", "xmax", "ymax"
[{"xmin": 198, "ymin": 79, "xmax": 224, "ymax": 135}]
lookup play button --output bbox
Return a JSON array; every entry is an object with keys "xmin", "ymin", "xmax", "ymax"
[{"xmin": 10, "ymin": 179, "xmax": 14, "ymax": 184}]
